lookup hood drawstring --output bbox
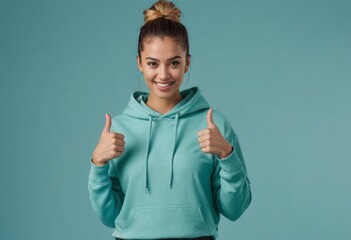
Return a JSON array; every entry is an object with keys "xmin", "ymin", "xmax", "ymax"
[
  {"xmin": 169, "ymin": 113, "xmax": 179, "ymax": 189},
  {"xmin": 144, "ymin": 114, "xmax": 153, "ymax": 193},
  {"xmin": 144, "ymin": 113, "xmax": 180, "ymax": 192}
]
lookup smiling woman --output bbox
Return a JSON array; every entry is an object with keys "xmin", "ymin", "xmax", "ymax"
[
  {"xmin": 137, "ymin": 36, "xmax": 190, "ymax": 114},
  {"xmin": 88, "ymin": 1, "xmax": 252, "ymax": 240}
]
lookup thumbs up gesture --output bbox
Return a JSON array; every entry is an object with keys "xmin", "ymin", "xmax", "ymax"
[
  {"xmin": 197, "ymin": 108, "xmax": 233, "ymax": 159},
  {"xmin": 91, "ymin": 113, "xmax": 125, "ymax": 166}
]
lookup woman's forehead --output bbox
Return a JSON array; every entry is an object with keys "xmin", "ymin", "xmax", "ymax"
[{"xmin": 142, "ymin": 37, "xmax": 186, "ymax": 58}]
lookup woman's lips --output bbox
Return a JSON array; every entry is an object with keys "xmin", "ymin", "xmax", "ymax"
[{"xmin": 153, "ymin": 81, "xmax": 175, "ymax": 91}]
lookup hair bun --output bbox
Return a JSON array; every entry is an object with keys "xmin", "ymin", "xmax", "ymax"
[{"xmin": 143, "ymin": 0, "xmax": 182, "ymax": 25}]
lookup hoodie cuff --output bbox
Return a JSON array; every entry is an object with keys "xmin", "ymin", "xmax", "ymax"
[
  {"xmin": 215, "ymin": 146, "xmax": 243, "ymax": 173},
  {"xmin": 89, "ymin": 158, "xmax": 110, "ymax": 184}
]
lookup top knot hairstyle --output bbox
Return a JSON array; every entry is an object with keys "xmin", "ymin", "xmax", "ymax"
[{"xmin": 137, "ymin": 0, "xmax": 190, "ymax": 62}]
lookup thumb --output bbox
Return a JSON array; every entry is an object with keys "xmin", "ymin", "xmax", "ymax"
[
  {"xmin": 103, "ymin": 113, "xmax": 111, "ymax": 133},
  {"xmin": 207, "ymin": 108, "xmax": 216, "ymax": 128}
]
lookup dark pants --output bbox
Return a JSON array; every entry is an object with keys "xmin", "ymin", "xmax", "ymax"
[{"xmin": 116, "ymin": 236, "xmax": 214, "ymax": 240}]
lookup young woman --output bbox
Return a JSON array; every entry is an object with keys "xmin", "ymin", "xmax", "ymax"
[{"xmin": 88, "ymin": 1, "xmax": 252, "ymax": 239}]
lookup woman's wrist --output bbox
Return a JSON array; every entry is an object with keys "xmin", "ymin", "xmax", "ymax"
[
  {"xmin": 91, "ymin": 157, "xmax": 107, "ymax": 166},
  {"xmin": 218, "ymin": 144, "xmax": 234, "ymax": 159}
]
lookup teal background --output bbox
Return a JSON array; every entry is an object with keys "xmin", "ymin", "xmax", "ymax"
[{"xmin": 1, "ymin": 0, "xmax": 350, "ymax": 239}]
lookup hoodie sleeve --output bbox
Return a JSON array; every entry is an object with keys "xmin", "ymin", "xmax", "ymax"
[
  {"xmin": 88, "ymin": 159, "xmax": 125, "ymax": 228},
  {"xmin": 211, "ymin": 129, "xmax": 252, "ymax": 221}
]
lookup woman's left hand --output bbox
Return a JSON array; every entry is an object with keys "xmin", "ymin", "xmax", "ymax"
[{"xmin": 197, "ymin": 108, "xmax": 234, "ymax": 159}]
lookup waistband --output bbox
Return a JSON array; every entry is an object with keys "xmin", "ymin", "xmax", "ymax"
[{"xmin": 116, "ymin": 236, "xmax": 214, "ymax": 240}]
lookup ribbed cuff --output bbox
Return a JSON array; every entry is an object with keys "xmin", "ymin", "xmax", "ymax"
[
  {"xmin": 216, "ymin": 146, "xmax": 243, "ymax": 173},
  {"xmin": 88, "ymin": 158, "xmax": 110, "ymax": 183}
]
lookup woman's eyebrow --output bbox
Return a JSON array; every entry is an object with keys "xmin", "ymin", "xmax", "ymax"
[{"xmin": 145, "ymin": 56, "xmax": 181, "ymax": 61}]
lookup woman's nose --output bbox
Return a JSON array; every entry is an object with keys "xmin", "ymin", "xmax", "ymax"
[{"xmin": 159, "ymin": 65, "xmax": 170, "ymax": 80}]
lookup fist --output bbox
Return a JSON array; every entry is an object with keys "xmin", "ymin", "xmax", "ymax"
[
  {"xmin": 91, "ymin": 113, "xmax": 125, "ymax": 166},
  {"xmin": 197, "ymin": 108, "xmax": 233, "ymax": 159}
]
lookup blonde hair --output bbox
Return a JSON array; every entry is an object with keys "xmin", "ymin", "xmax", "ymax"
[{"xmin": 143, "ymin": 0, "xmax": 182, "ymax": 25}]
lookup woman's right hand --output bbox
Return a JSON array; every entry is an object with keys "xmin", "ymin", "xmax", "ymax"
[{"xmin": 91, "ymin": 113, "xmax": 125, "ymax": 166}]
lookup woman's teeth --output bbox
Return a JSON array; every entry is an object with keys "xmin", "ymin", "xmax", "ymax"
[
  {"xmin": 156, "ymin": 82, "xmax": 173, "ymax": 87},
  {"xmin": 154, "ymin": 81, "xmax": 175, "ymax": 91}
]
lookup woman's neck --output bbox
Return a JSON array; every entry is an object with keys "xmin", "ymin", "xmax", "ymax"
[{"xmin": 146, "ymin": 92, "xmax": 183, "ymax": 115}]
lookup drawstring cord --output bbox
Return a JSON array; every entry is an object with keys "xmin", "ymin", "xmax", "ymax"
[
  {"xmin": 144, "ymin": 114, "xmax": 152, "ymax": 193},
  {"xmin": 169, "ymin": 113, "xmax": 179, "ymax": 188}
]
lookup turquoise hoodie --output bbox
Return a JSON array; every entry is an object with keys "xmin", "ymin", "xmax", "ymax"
[{"xmin": 88, "ymin": 86, "xmax": 251, "ymax": 240}]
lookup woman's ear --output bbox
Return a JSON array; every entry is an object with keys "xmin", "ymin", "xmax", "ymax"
[
  {"xmin": 185, "ymin": 54, "xmax": 191, "ymax": 72},
  {"xmin": 136, "ymin": 55, "xmax": 143, "ymax": 72}
]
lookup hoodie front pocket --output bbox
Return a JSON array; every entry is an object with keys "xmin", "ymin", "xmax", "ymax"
[{"xmin": 115, "ymin": 205, "xmax": 211, "ymax": 235}]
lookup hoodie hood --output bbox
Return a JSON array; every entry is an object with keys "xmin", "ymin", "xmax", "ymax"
[{"xmin": 122, "ymin": 86, "xmax": 210, "ymax": 192}]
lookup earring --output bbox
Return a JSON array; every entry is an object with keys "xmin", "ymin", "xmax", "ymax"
[{"xmin": 184, "ymin": 71, "xmax": 190, "ymax": 85}]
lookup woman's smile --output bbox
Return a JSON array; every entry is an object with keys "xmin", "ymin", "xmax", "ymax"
[{"xmin": 152, "ymin": 80, "xmax": 176, "ymax": 91}]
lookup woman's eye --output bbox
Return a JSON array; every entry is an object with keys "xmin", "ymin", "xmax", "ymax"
[
  {"xmin": 170, "ymin": 61, "xmax": 180, "ymax": 67},
  {"xmin": 147, "ymin": 62, "xmax": 157, "ymax": 67}
]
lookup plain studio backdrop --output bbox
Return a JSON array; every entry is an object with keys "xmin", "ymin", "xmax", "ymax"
[{"xmin": 0, "ymin": 0, "xmax": 350, "ymax": 239}]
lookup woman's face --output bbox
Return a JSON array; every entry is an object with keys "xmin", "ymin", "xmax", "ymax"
[{"xmin": 137, "ymin": 36, "xmax": 190, "ymax": 101}]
